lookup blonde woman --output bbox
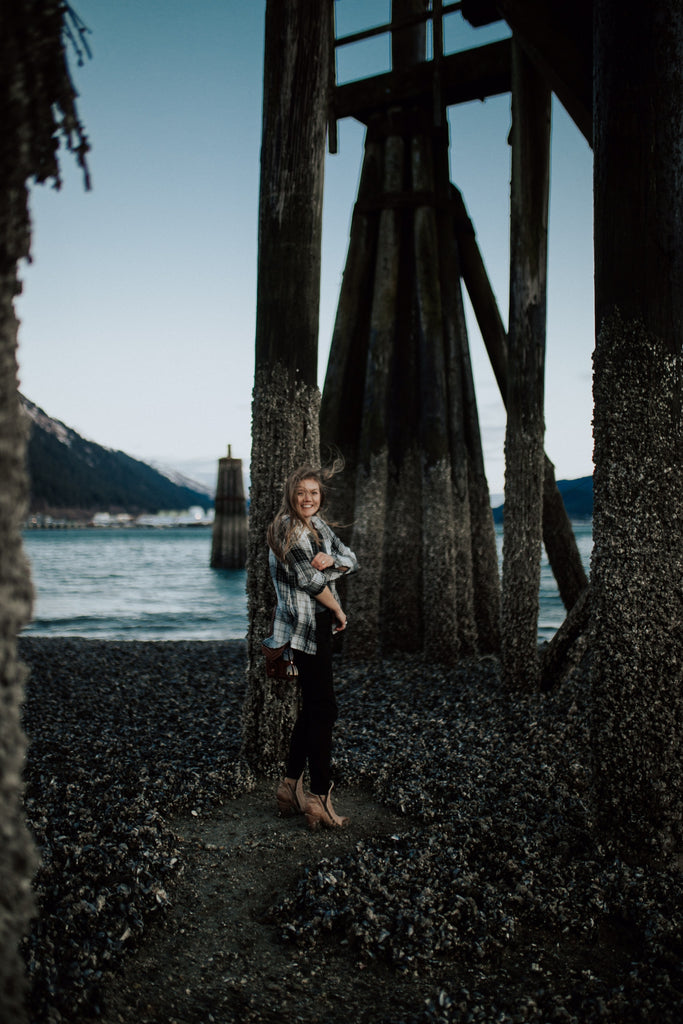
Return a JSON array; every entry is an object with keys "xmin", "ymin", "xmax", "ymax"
[{"xmin": 265, "ymin": 464, "xmax": 359, "ymax": 829}]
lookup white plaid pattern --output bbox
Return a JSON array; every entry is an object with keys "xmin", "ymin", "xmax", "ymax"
[{"xmin": 265, "ymin": 516, "xmax": 359, "ymax": 654}]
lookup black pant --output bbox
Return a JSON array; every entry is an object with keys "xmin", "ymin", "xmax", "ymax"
[{"xmin": 286, "ymin": 612, "xmax": 338, "ymax": 795}]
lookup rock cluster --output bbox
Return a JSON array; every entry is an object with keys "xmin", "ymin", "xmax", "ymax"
[
  {"xmin": 19, "ymin": 638, "xmax": 254, "ymax": 1022},
  {"xmin": 18, "ymin": 637, "xmax": 683, "ymax": 1023},
  {"xmin": 277, "ymin": 653, "xmax": 683, "ymax": 1022}
]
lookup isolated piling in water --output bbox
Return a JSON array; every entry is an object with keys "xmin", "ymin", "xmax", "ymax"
[{"xmin": 210, "ymin": 446, "xmax": 247, "ymax": 569}]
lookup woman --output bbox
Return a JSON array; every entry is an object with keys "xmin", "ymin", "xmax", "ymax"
[{"xmin": 265, "ymin": 463, "xmax": 359, "ymax": 830}]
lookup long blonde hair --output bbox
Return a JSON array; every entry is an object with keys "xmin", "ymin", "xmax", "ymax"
[{"xmin": 267, "ymin": 460, "xmax": 342, "ymax": 563}]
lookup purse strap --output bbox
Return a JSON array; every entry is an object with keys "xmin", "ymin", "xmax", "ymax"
[{"xmin": 262, "ymin": 641, "xmax": 288, "ymax": 663}]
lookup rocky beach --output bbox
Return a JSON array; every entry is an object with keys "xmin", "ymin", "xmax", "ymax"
[{"xmin": 18, "ymin": 637, "xmax": 683, "ymax": 1023}]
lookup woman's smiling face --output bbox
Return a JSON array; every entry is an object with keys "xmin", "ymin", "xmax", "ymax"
[{"xmin": 295, "ymin": 478, "xmax": 321, "ymax": 521}]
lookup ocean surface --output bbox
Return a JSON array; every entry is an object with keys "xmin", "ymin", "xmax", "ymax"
[{"xmin": 21, "ymin": 523, "xmax": 593, "ymax": 643}]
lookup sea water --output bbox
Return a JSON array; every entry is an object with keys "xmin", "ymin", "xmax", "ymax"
[
  {"xmin": 534, "ymin": 520, "xmax": 593, "ymax": 641},
  {"xmin": 21, "ymin": 523, "xmax": 593, "ymax": 643},
  {"xmin": 22, "ymin": 528, "xmax": 247, "ymax": 641}
]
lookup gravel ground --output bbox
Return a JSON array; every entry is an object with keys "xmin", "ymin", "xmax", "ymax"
[{"xmin": 18, "ymin": 637, "xmax": 683, "ymax": 1023}]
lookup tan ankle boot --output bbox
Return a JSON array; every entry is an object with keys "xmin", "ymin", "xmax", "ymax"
[
  {"xmin": 304, "ymin": 783, "xmax": 349, "ymax": 831},
  {"xmin": 276, "ymin": 774, "xmax": 305, "ymax": 816}
]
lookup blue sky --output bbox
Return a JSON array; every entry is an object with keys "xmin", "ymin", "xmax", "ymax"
[{"xmin": 16, "ymin": 0, "xmax": 594, "ymax": 498}]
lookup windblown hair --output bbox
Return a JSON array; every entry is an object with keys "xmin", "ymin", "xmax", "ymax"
[{"xmin": 267, "ymin": 459, "xmax": 343, "ymax": 563}]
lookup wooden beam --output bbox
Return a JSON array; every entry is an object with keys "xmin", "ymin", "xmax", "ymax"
[
  {"xmin": 451, "ymin": 186, "xmax": 508, "ymax": 396},
  {"xmin": 460, "ymin": 0, "xmax": 503, "ymax": 28},
  {"xmin": 333, "ymin": 38, "xmax": 511, "ymax": 123},
  {"xmin": 452, "ymin": 185, "xmax": 588, "ymax": 611},
  {"xmin": 254, "ymin": 1, "xmax": 330, "ymax": 384},
  {"xmin": 412, "ymin": 130, "xmax": 463, "ymax": 660},
  {"xmin": 501, "ymin": 40, "xmax": 551, "ymax": 690},
  {"xmin": 320, "ymin": 138, "xmax": 383, "ymax": 527},
  {"xmin": 334, "ymin": 0, "xmax": 464, "ymax": 48},
  {"xmin": 539, "ymin": 585, "xmax": 590, "ymax": 690},
  {"xmin": 244, "ymin": 0, "xmax": 332, "ymax": 772},
  {"xmin": 496, "ymin": 0, "xmax": 592, "ymax": 144},
  {"xmin": 439, "ymin": 186, "xmax": 501, "ymax": 653},
  {"xmin": 391, "ymin": 0, "xmax": 428, "ymax": 72},
  {"xmin": 590, "ymin": 0, "xmax": 683, "ymax": 858}
]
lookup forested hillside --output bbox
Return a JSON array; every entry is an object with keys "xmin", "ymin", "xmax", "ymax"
[
  {"xmin": 22, "ymin": 397, "xmax": 213, "ymax": 519},
  {"xmin": 492, "ymin": 475, "xmax": 593, "ymax": 522}
]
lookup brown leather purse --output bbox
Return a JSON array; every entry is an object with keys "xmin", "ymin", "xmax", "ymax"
[{"xmin": 261, "ymin": 641, "xmax": 298, "ymax": 680}]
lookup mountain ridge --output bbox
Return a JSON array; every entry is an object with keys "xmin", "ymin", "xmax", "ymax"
[
  {"xmin": 21, "ymin": 396, "xmax": 213, "ymax": 520},
  {"xmin": 491, "ymin": 475, "xmax": 593, "ymax": 522},
  {"xmin": 20, "ymin": 396, "xmax": 593, "ymax": 523}
]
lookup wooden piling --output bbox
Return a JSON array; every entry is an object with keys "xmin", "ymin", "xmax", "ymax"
[
  {"xmin": 319, "ymin": 136, "xmax": 383, "ymax": 535},
  {"xmin": 323, "ymin": 0, "xmax": 600, "ymax": 665},
  {"xmin": 451, "ymin": 185, "xmax": 587, "ymax": 611},
  {"xmin": 391, "ymin": 0, "xmax": 427, "ymax": 69},
  {"xmin": 436, "ymin": 157, "xmax": 499, "ymax": 655},
  {"xmin": 348, "ymin": 131, "xmax": 404, "ymax": 658},
  {"xmin": 377, "ymin": 2, "xmax": 432, "ymax": 658},
  {"xmin": 322, "ymin": 113, "xmax": 504, "ymax": 658},
  {"xmin": 412, "ymin": 128, "xmax": 462, "ymax": 661},
  {"xmin": 0, "ymin": 265, "xmax": 37, "ymax": 1024},
  {"xmin": 501, "ymin": 39, "xmax": 551, "ymax": 690},
  {"xmin": 591, "ymin": 0, "xmax": 683, "ymax": 859},
  {"xmin": 210, "ymin": 446, "xmax": 247, "ymax": 570},
  {"xmin": 243, "ymin": 0, "xmax": 331, "ymax": 772}
]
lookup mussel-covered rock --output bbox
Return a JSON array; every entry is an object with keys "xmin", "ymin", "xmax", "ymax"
[{"xmin": 18, "ymin": 638, "xmax": 683, "ymax": 1024}]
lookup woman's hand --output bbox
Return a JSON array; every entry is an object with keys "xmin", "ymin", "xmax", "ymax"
[
  {"xmin": 333, "ymin": 607, "xmax": 348, "ymax": 632},
  {"xmin": 312, "ymin": 581, "xmax": 347, "ymax": 631},
  {"xmin": 311, "ymin": 552, "xmax": 334, "ymax": 571}
]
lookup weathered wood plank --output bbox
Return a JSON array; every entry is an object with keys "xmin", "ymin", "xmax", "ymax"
[
  {"xmin": 348, "ymin": 133, "xmax": 404, "ymax": 658},
  {"xmin": 496, "ymin": 0, "xmax": 591, "ymax": 144},
  {"xmin": 320, "ymin": 138, "xmax": 383, "ymax": 532},
  {"xmin": 210, "ymin": 448, "xmax": 247, "ymax": 570},
  {"xmin": 501, "ymin": 39, "xmax": 551, "ymax": 690},
  {"xmin": 244, "ymin": 0, "xmax": 331, "ymax": 771},
  {"xmin": 334, "ymin": 38, "xmax": 511, "ymax": 123},
  {"xmin": 591, "ymin": 0, "xmax": 683, "ymax": 860},
  {"xmin": 451, "ymin": 186, "xmax": 588, "ymax": 610},
  {"xmin": 412, "ymin": 130, "xmax": 462, "ymax": 660},
  {"xmin": 254, "ymin": 0, "xmax": 330, "ymax": 384}
]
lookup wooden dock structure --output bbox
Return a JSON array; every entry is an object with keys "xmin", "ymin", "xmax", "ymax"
[
  {"xmin": 1, "ymin": 17, "xmax": 680, "ymax": 987},
  {"xmin": 243, "ymin": 0, "xmax": 683, "ymax": 860}
]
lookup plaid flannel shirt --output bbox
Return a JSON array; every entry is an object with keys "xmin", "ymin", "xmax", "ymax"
[{"xmin": 265, "ymin": 515, "xmax": 359, "ymax": 655}]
